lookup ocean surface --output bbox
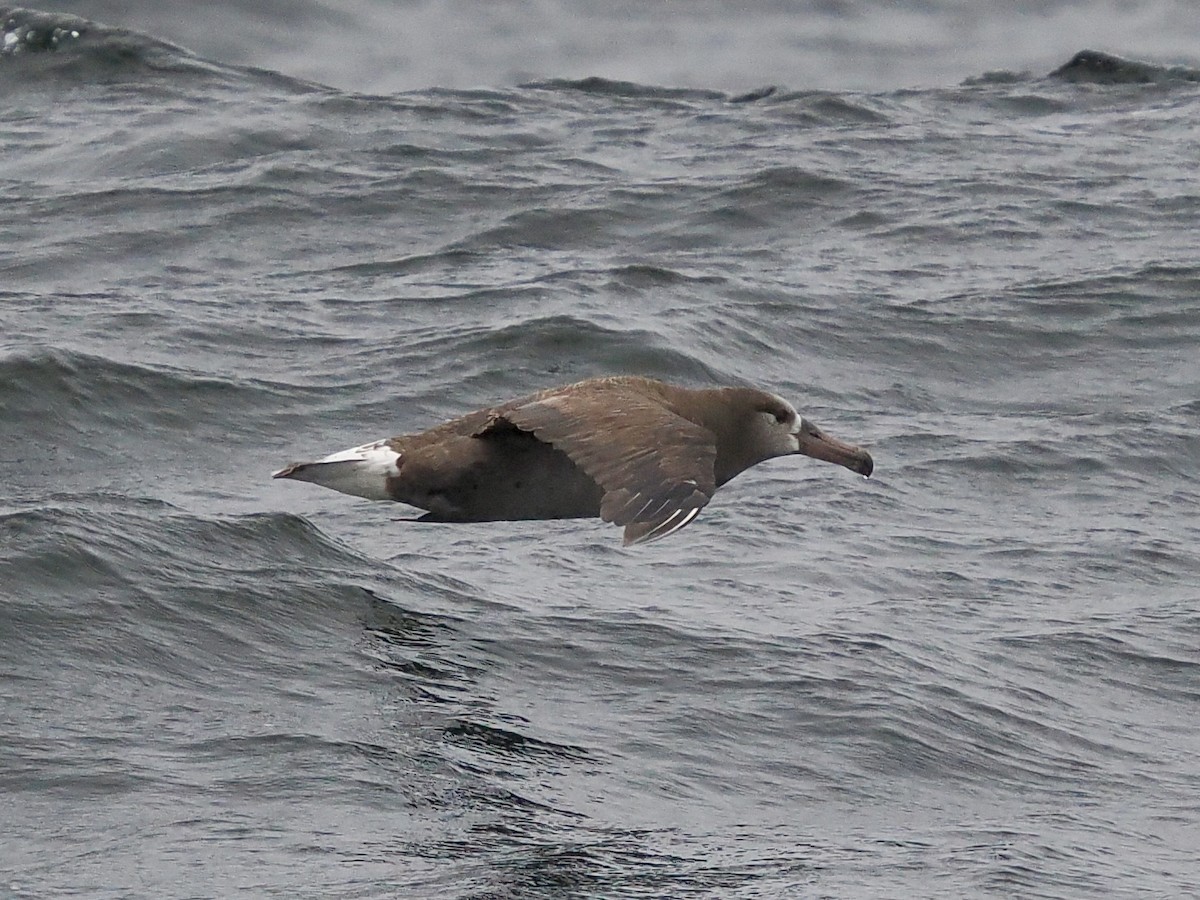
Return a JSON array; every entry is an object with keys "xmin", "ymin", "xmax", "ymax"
[{"xmin": 3, "ymin": 2, "xmax": 1200, "ymax": 897}]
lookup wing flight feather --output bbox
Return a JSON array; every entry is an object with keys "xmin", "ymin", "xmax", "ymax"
[{"xmin": 489, "ymin": 381, "xmax": 718, "ymax": 544}]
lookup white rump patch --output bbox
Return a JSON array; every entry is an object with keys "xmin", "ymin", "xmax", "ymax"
[
  {"xmin": 275, "ymin": 439, "xmax": 401, "ymax": 501},
  {"xmin": 317, "ymin": 439, "xmax": 398, "ymax": 467}
]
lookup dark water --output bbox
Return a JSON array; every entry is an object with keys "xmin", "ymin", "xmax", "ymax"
[{"xmin": 4, "ymin": 4, "xmax": 1200, "ymax": 897}]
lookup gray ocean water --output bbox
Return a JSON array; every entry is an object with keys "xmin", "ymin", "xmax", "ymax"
[{"xmin": 3, "ymin": 3, "xmax": 1200, "ymax": 897}]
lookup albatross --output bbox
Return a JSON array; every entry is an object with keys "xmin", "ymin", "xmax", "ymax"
[{"xmin": 273, "ymin": 375, "xmax": 873, "ymax": 545}]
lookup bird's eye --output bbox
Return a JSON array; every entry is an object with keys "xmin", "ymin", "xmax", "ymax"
[{"xmin": 772, "ymin": 410, "xmax": 788, "ymax": 424}]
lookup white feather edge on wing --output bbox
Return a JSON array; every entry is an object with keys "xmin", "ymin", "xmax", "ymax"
[{"xmin": 623, "ymin": 506, "xmax": 702, "ymax": 546}]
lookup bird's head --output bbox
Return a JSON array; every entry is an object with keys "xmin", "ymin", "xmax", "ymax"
[{"xmin": 749, "ymin": 393, "xmax": 874, "ymax": 477}]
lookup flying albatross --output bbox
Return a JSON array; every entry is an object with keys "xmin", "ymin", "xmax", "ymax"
[{"xmin": 273, "ymin": 375, "xmax": 873, "ymax": 545}]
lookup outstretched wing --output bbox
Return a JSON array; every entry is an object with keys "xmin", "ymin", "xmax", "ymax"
[{"xmin": 486, "ymin": 382, "xmax": 718, "ymax": 545}]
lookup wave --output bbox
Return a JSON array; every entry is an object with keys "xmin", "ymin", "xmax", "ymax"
[
  {"xmin": 2, "ymin": 6, "xmax": 92, "ymax": 54},
  {"xmin": 965, "ymin": 49, "xmax": 1200, "ymax": 89},
  {"xmin": 0, "ymin": 346, "xmax": 290, "ymax": 438},
  {"xmin": 0, "ymin": 5, "xmax": 318, "ymax": 91},
  {"xmin": 8, "ymin": 4, "xmax": 1196, "ymax": 104},
  {"xmin": 0, "ymin": 493, "xmax": 618, "ymax": 860},
  {"xmin": 1, "ymin": 5, "xmax": 203, "ymax": 80},
  {"xmin": 1050, "ymin": 49, "xmax": 1200, "ymax": 85},
  {"xmin": 524, "ymin": 76, "xmax": 777, "ymax": 106}
]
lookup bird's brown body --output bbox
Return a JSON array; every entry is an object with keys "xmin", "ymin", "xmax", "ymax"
[
  {"xmin": 386, "ymin": 419, "xmax": 605, "ymax": 522},
  {"xmin": 274, "ymin": 376, "xmax": 873, "ymax": 544}
]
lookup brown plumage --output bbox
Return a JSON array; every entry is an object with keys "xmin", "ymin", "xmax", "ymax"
[{"xmin": 273, "ymin": 376, "xmax": 873, "ymax": 545}]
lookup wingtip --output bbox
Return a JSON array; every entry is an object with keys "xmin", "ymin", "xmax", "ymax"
[
  {"xmin": 620, "ymin": 507, "xmax": 702, "ymax": 546},
  {"xmin": 621, "ymin": 523, "xmax": 648, "ymax": 547}
]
